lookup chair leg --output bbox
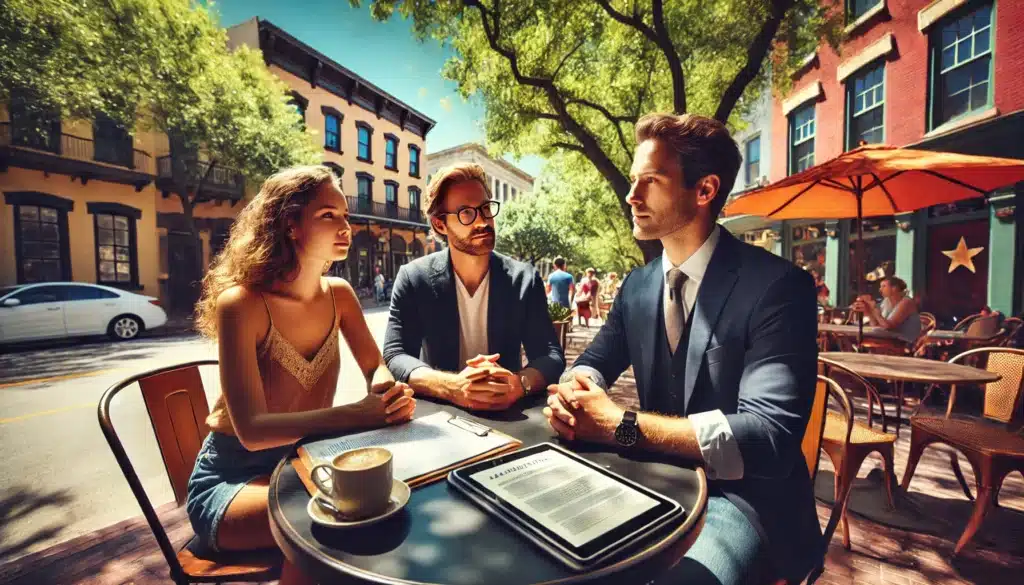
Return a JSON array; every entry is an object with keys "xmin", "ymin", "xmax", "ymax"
[
  {"xmin": 900, "ymin": 429, "xmax": 930, "ymax": 491},
  {"xmin": 894, "ymin": 382, "xmax": 904, "ymax": 438},
  {"xmin": 881, "ymin": 447, "xmax": 897, "ymax": 509},
  {"xmin": 950, "ymin": 452, "xmax": 975, "ymax": 501},
  {"xmin": 837, "ymin": 457, "xmax": 856, "ymax": 550},
  {"xmin": 954, "ymin": 486, "xmax": 995, "ymax": 556}
]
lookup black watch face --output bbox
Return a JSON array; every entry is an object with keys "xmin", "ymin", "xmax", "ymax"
[{"xmin": 615, "ymin": 423, "xmax": 638, "ymax": 447}]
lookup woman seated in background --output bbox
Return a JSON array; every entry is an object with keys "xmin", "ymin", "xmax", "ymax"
[{"xmin": 852, "ymin": 276, "xmax": 921, "ymax": 343}]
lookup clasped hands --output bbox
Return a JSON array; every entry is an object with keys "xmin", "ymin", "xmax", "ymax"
[
  {"xmin": 367, "ymin": 376, "xmax": 416, "ymax": 425},
  {"xmin": 447, "ymin": 353, "xmax": 525, "ymax": 411},
  {"xmin": 850, "ymin": 293, "xmax": 876, "ymax": 313},
  {"xmin": 543, "ymin": 372, "xmax": 624, "ymax": 445}
]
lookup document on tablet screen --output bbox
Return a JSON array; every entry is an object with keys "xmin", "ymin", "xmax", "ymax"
[{"xmin": 469, "ymin": 449, "xmax": 659, "ymax": 548}]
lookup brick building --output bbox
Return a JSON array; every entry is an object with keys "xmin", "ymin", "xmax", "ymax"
[{"xmin": 767, "ymin": 0, "xmax": 1023, "ymax": 323}]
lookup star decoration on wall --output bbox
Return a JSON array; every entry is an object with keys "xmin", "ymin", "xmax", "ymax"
[{"xmin": 942, "ymin": 236, "xmax": 984, "ymax": 274}]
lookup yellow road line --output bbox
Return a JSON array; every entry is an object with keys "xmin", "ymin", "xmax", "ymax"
[
  {"xmin": 0, "ymin": 368, "xmax": 123, "ymax": 390},
  {"xmin": 0, "ymin": 402, "xmax": 95, "ymax": 425}
]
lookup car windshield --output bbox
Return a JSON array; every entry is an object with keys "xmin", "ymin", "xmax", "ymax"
[{"xmin": 0, "ymin": 285, "xmax": 23, "ymax": 299}]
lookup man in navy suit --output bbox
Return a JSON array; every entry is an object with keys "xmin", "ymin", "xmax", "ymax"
[
  {"xmin": 384, "ymin": 163, "xmax": 564, "ymax": 411},
  {"xmin": 545, "ymin": 114, "xmax": 821, "ymax": 584}
]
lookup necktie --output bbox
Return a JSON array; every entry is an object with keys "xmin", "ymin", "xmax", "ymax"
[{"xmin": 665, "ymin": 268, "xmax": 688, "ymax": 354}]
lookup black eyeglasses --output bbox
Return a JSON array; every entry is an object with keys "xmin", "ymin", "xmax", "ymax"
[{"xmin": 438, "ymin": 201, "xmax": 501, "ymax": 226}]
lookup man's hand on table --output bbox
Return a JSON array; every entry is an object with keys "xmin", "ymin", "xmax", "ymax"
[
  {"xmin": 431, "ymin": 354, "xmax": 524, "ymax": 411},
  {"xmin": 544, "ymin": 372, "xmax": 624, "ymax": 445}
]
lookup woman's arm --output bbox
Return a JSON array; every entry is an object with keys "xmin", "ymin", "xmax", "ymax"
[
  {"xmin": 216, "ymin": 287, "xmax": 411, "ymax": 451},
  {"xmin": 863, "ymin": 297, "xmax": 915, "ymax": 330},
  {"xmin": 331, "ymin": 278, "xmax": 407, "ymax": 394}
]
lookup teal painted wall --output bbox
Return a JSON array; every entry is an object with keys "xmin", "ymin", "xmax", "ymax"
[
  {"xmin": 895, "ymin": 213, "xmax": 917, "ymax": 296},
  {"xmin": 988, "ymin": 192, "xmax": 1017, "ymax": 314}
]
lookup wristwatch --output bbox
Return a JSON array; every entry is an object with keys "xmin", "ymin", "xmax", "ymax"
[
  {"xmin": 520, "ymin": 374, "xmax": 535, "ymax": 395},
  {"xmin": 615, "ymin": 411, "xmax": 639, "ymax": 447}
]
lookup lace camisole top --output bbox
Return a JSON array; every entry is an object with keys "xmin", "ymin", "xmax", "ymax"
[{"xmin": 206, "ymin": 283, "xmax": 342, "ymax": 436}]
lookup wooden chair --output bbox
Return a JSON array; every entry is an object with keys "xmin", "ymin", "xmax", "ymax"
[
  {"xmin": 804, "ymin": 375, "xmax": 854, "ymax": 585},
  {"xmin": 98, "ymin": 360, "xmax": 281, "ymax": 585},
  {"xmin": 1001, "ymin": 317, "xmax": 1023, "ymax": 348},
  {"xmin": 901, "ymin": 347, "xmax": 1024, "ymax": 555},
  {"xmin": 919, "ymin": 312, "xmax": 937, "ymax": 333},
  {"xmin": 818, "ymin": 358, "xmax": 898, "ymax": 550}
]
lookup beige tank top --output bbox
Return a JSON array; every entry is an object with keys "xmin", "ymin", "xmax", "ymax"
[{"xmin": 206, "ymin": 283, "xmax": 341, "ymax": 435}]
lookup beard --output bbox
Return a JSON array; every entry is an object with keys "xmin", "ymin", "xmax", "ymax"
[{"xmin": 449, "ymin": 226, "xmax": 495, "ymax": 256}]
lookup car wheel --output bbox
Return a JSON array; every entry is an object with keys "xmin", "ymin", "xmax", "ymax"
[{"xmin": 109, "ymin": 315, "xmax": 143, "ymax": 340}]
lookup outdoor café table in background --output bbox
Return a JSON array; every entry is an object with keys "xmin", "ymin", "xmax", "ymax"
[
  {"xmin": 818, "ymin": 323, "xmax": 905, "ymax": 340},
  {"xmin": 819, "ymin": 352, "xmax": 1002, "ymax": 434},
  {"xmin": 268, "ymin": 399, "xmax": 708, "ymax": 585}
]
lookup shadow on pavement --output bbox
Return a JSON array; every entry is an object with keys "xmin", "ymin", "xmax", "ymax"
[{"xmin": 0, "ymin": 486, "xmax": 74, "ymax": 563}]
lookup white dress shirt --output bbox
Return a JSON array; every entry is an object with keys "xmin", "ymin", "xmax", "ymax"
[
  {"xmin": 455, "ymin": 271, "xmax": 491, "ymax": 366},
  {"xmin": 568, "ymin": 225, "xmax": 745, "ymax": 481}
]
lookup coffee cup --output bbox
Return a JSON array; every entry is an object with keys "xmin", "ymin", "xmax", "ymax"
[{"xmin": 310, "ymin": 447, "xmax": 393, "ymax": 519}]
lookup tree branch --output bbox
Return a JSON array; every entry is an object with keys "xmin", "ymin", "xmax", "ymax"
[
  {"xmin": 551, "ymin": 141, "xmax": 586, "ymax": 154},
  {"xmin": 715, "ymin": 0, "xmax": 794, "ymax": 122},
  {"xmin": 523, "ymin": 109, "xmax": 560, "ymax": 121},
  {"xmin": 552, "ymin": 35, "xmax": 588, "ymax": 81},
  {"xmin": 595, "ymin": 0, "xmax": 686, "ymax": 113},
  {"xmin": 565, "ymin": 97, "xmax": 633, "ymax": 158}
]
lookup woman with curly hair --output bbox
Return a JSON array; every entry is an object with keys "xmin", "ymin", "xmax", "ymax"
[{"xmin": 188, "ymin": 165, "xmax": 416, "ymax": 585}]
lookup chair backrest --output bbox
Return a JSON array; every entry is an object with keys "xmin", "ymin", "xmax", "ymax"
[
  {"xmin": 949, "ymin": 348, "xmax": 1024, "ymax": 424},
  {"xmin": 98, "ymin": 360, "xmax": 217, "ymax": 583},
  {"xmin": 139, "ymin": 366, "xmax": 213, "ymax": 504},
  {"xmin": 801, "ymin": 375, "xmax": 852, "ymax": 481},
  {"xmin": 1000, "ymin": 317, "xmax": 1022, "ymax": 348},
  {"xmin": 965, "ymin": 314, "xmax": 1001, "ymax": 338},
  {"xmin": 919, "ymin": 312, "xmax": 937, "ymax": 334},
  {"xmin": 818, "ymin": 357, "xmax": 888, "ymax": 431}
]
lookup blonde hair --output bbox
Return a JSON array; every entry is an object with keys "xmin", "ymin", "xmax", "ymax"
[{"xmin": 194, "ymin": 165, "xmax": 339, "ymax": 338}]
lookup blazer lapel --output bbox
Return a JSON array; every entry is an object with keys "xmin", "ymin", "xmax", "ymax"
[
  {"xmin": 636, "ymin": 263, "xmax": 664, "ymax": 407},
  {"xmin": 683, "ymin": 232, "xmax": 741, "ymax": 413},
  {"xmin": 430, "ymin": 249, "xmax": 460, "ymax": 371},
  {"xmin": 486, "ymin": 253, "xmax": 509, "ymax": 356}
]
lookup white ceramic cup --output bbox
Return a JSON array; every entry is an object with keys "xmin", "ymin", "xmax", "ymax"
[{"xmin": 310, "ymin": 447, "xmax": 393, "ymax": 519}]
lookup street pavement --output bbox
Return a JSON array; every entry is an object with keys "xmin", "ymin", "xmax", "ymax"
[{"xmin": 0, "ymin": 307, "xmax": 390, "ymax": 564}]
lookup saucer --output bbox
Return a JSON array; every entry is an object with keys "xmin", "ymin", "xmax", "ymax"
[{"xmin": 307, "ymin": 478, "xmax": 410, "ymax": 528}]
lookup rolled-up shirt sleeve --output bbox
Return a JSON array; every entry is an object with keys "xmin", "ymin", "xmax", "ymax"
[{"xmin": 689, "ymin": 409, "xmax": 745, "ymax": 480}]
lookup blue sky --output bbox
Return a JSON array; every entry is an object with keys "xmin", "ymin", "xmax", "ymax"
[{"xmin": 209, "ymin": 0, "xmax": 544, "ymax": 177}]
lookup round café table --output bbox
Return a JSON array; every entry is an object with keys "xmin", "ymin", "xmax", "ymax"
[
  {"xmin": 819, "ymin": 352, "xmax": 1001, "ymax": 431},
  {"xmin": 268, "ymin": 398, "xmax": 708, "ymax": 585}
]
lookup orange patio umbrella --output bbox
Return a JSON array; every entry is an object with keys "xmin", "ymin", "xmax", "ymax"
[{"xmin": 724, "ymin": 144, "xmax": 1024, "ymax": 343}]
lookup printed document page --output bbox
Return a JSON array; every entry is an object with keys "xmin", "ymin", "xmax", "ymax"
[
  {"xmin": 469, "ymin": 449, "xmax": 659, "ymax": 548},
  {"xmin": 303, "ymin": 412, "xmax": 513, "ymax": 481}
]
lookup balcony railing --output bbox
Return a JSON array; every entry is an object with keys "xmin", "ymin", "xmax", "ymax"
[
  {"xmin": 347, "ymin": 196, "xmax": 426, "ymax": 225},
  {"xmin": 0, "ymin": 122, "xmax": 153, "ymax": 173},
  {"xmin": 156, "ymin": 155, "xmax": 245, "ymax": 201}
]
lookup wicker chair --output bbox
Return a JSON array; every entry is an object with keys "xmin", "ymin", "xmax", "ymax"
[
  {"xmin": 98, "ymin": 361, "xmax": 281, "ymax": 585},
  {"xmin": 817, "ymin": 358, "xmax": 898, "ymax": 550},
  {"xmin": 901, "ymin": 347, "xmax": 1024, "ymax": 555},
  {"xmin": 1001, "ymin": 317, "xmax": 1023, "ymax": 348}
]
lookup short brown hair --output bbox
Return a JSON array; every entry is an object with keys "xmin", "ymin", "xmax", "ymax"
[
  {"xmin": 635, "ymin": 113, "xmax": 741, "ymax": 218},
  {"xmin": 883, "ymin": 276, "xmax": 908, "ymax": 292},
  {"xmin": 424, "ymin": 162, "xmax": 492, "ymax": 218}
]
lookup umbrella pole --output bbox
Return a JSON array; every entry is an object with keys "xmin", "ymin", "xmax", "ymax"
[{"xmin": 856, "ymin": 184, "xmax": 866, "ymax": 348}]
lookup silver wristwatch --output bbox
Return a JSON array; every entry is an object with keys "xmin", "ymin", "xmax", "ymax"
[{"xmin": 520, "ymin": 374, "xmax": 535, "ymax": 395}]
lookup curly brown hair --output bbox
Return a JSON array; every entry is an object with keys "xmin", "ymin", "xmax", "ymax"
[{"xmin": 195, "ymin": 165, "xmax": 339, "ymax": 339}]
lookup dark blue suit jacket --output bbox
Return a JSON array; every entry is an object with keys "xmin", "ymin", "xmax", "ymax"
[
  {"xmin": 383, "ymin": 250, "xmax": 565, "ymax": 385},
  {"xmin": 573, "ymin": 230, "xmax": 822, "ymax": 580}
]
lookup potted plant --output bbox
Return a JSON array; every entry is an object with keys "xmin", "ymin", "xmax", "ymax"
[{"xmin": 548, "ymin": 301, "xmax": 573, "ymax": 350}]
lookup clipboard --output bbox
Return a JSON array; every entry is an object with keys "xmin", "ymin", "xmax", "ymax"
[{"xmin": 290, "ymin": 412, "xmax": 522, "ymax": 497}]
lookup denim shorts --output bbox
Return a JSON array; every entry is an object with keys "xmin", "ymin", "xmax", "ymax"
[{"xmin": 185, "ymin": 432, "xmax": 290, "ymax": 552}]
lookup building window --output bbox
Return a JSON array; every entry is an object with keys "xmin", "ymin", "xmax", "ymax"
[
  {"xmin": 846, "ymin": 62, "xmax": 885, "ymax": 149},
  {"xmin": 323, "ymin": 162, "xmax": 344, "ymax": 179},
  {"xmin": 502, "ymin": 183, "xmax": 509, "ymax": 202},
  {"xmin": 16, "ymin": 205, "xmax": 66, "ymax": 282},
  {"xmin": 324, "ymin": 114, "xmax": 340, "ymax": 152},
  {"xmin": 511, "ymin": 187, "xmax": 517, "ymax": 200},
  {"xmin": 789, "ymin": 103, "xmax": 815, "ymax": 175},
  {"xmin": 9, "ymin": 95, "xmax": 61, "ymax": 153},
  {"xmin": 356, "ymin": 172, "xmax": 373, "ymax": 201},
  {"xmin": 744, "ymin": 136, "xmax": 761, "ymax": 186},
  {"xmin": 929, "ymin": 3, "xmax": 993, "ymax": 129},
  {"xmin": 356, "ymin": 122, "xmax": 373, "ymax": 162},
  {"xmin": 94, "ymin": 214, "xmax": 134, "ymax": 284},
  {"xmin": 288, "ymin": 92, "xmax": 308, "ymax": 128},
  {"xmin": 848, "ymin": 0, "xmax": 882, "ymax": 21},
  {"xmin": 409, "ymin": 187, "xmax": 421, "ymax": 210},
  {"xmin": 385, "ymin": 181, "xmax": 398, "ymax": 206},
  {"xmin": 408, "ymin": 145, "xmax": 421, "ymax": 177},
  {"xmin": 93, "ymin": 113, "xmax": 134, "ymax": 168},
  {"xmin": 384, "ymin": 134, "xmax": 399, "ymax": 170}
]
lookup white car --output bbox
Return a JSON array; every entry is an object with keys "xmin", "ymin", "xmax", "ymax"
[{"xmin": 0, "ymin": 282, "xmax": 168, "ymax": 344}]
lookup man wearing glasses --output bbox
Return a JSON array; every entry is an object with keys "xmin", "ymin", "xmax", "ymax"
[{"xmin": 383, "ymin": 163, "xmax": 565, "ymax": 411}]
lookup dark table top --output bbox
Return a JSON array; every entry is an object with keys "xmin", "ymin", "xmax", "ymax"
[
  {"xmin": 268, "ymin": 396, "xmax": 707, "ymax": 585},
  {"xmin": 819, "ymin": 352, "xmax": 1001, "ymax": 384}
]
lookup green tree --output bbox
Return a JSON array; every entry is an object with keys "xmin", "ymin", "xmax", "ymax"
[
  {"xmin": 494, "ymin": 191, "xmax": 576, "ymax": 267},
  {"xmin": 1, "ymin": 0, "xmax": 320, "ymax": 300},
  {"xmin": 355, "ymin": 0, "xmax": 841, "ymax": 261}
]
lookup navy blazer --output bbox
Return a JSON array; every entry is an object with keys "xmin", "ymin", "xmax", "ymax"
[
  {"xmin": 383, "ymin": 249, "xmax": 565, "ymax": 386},
  {"xmin": 573, "ymin": 230, "xmax": 822, "ymax": 581}
]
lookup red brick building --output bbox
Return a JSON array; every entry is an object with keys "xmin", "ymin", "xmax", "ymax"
[{"xmin": 769, "ymin": 0, "xmax": 1024, "ymax": 324}]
